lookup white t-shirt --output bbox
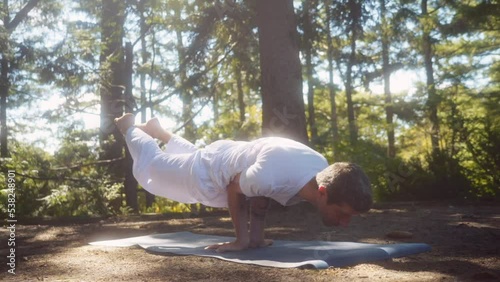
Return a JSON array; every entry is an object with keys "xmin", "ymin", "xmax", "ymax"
[{"xmin": 195, "ymin": 137, "xmax": 328, "ymax": 207}]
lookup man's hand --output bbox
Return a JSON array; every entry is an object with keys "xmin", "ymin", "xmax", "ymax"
[
  {"xmin": 206, "ymin": 175, "xmax": 274, "ymax": 253},
  {"xmin": 205, "ymin": 239, "xmax": 249, "ymax": 253}
]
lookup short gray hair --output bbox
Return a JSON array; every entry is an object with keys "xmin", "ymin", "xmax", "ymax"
[{"xmin": 316, "ymin": 162, "xmax": 372, "ymax": 212}]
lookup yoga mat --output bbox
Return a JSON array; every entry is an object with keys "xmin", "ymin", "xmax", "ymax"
[{"xmin": 90, "ymin": 231, "xmax": 431, "ymax": 269}]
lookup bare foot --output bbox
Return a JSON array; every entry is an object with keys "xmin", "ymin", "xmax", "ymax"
[
  {"xmin": 114, "ymin": 113, "xmax": 135, "ymax": 135},
  {"xmin": 136, "ymin": 117, "xmax": 162, "ymax": 139}
]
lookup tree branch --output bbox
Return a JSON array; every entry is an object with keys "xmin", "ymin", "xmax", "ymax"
[
  {"xmin": 6, "ymin": 0, "xmax": 41, "ymax": 32},
  {"xmin": 15, "ymin": 171, "xmax": 82, "ymax": 182},
  {"xmin": 50, "ymin": 157, "xmax": 125, "ymax": 171},
  {"xmin": 147, "ymin": 43, "xmax": 237, "ymax": 108}
]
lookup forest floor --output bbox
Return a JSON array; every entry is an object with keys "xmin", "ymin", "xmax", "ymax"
[{"xmin": 1, "ymin": 202, "xmax": 499, "ymax": 282}]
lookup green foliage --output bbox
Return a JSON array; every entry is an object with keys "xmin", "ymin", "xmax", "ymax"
[
  {"xmin": 0, "ymin": 132, "xmax": 122, "ymax": 218},
  {"xmin": 0, "ymin": 142, "xmax": 53, "ymax": 217},
  {"xmin": 310, "ymin": 79, "xmax": 499, "ymax": 202},
  {"xmin": 200, "ymin": 104, "xmax": 262, "ymax": 143},
  {"xmin": 0, "ymin": 132, "xmax": 217, "ymax": 218},
  {"xmin": 453, "ymin": 89, "xmax": 500, "ymax": 199},
  {"xmin": 39, "ymin": 182, "xmax": 121, "ymax": 216},
  {"xmin": 137, "ymin": 188, "xmax": 218, "ymax": 215}
]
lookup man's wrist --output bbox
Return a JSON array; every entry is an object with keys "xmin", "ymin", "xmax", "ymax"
[
  {"xmin": 250, "ymin": 210, "xmax": 266, "ymax": 221},
  {"xmin": 235, "ymin": 235, "xmax": 250, "ymax": 244}
]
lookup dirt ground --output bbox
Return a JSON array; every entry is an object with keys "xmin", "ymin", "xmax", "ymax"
[{"xmin": 1, "ymin": 202, "xmax": 499, "ymax": 282}]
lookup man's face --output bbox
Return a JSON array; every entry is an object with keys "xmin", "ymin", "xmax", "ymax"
[{"xmin": 318, "ymin": 197, "xmax": 359, "ymax": 227}]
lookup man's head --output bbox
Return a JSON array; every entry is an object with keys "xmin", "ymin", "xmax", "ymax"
[{"xmin": 315, "ymin": 162, "xmax": 372, "ymax": 227}]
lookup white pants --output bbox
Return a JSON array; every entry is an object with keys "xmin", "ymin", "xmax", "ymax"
[{"xmin": 125, "ymin": 127, "xmax": 207, "ymax": 205}]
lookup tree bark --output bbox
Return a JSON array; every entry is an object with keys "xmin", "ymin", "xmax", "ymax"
[{"xmin": 256, "ymin": 0, "xmax": 308, "ymax": 144}]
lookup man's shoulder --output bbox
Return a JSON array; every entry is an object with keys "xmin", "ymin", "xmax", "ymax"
[
  {"xmin": 257, "ymin": 137, "xmax": 308, "ymax": 146},
  {"xmin": 257, "ymin": 137, "xmax": 320, "ymax": 153}
]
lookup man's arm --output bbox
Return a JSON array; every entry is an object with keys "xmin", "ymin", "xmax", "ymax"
[
  {"xmin": 205, "ymin": 173, "xmax": 250, "ymax": 252},
  {"xmin": 249, "ymin": 197, "xmax": 273, "ymax": 248}
]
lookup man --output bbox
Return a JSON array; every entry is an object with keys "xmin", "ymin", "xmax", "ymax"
[{"xmin": 115, "ymin": 113, "xmax": 372, "ymax": 253}]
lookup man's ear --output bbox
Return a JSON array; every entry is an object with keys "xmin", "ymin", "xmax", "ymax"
[{"xmin": 318, "ymin": 185, "xmax": 327, "ymax": 195}]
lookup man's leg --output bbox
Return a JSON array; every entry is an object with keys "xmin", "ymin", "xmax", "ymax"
[{"xmin": 115, "ymin": 114, "xmax": 201, "ymax": 204}]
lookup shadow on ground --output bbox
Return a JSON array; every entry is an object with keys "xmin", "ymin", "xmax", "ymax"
[{"xmin": 1, "ymin": 202, "xmax": 499, "ymax": 281}]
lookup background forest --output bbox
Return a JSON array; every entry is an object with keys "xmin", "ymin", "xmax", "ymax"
[{"xmin": 0, "ymin": 0, "xmax": 498, "ymax": 218}]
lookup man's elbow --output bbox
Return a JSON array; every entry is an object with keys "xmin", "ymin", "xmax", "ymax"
[{"xmin": 250, "ymin": 197, "xmax": 270, "ymax": 218}]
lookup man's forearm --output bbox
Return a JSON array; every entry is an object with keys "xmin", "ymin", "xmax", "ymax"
[
  {"xmin": 249, "ymin": 197, "xmax": 270, "ymax": 245},
  {"xmin": 227, "ymin": 175, "xmax": 249, "ymax": 244}
]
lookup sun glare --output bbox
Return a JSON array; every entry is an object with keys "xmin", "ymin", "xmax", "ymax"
[{"xmin": 371, "ymin": 70, "xmax": 421, "ymax": 95}]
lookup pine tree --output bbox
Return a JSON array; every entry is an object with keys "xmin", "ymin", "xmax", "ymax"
[{"xmin": 257, "ymin": 0, "xmax": 308, "ymax": 143}]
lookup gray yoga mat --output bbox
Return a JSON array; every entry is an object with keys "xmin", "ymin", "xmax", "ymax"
[{"xmin": 90, "ymin": 231, "xmax": 431, "ymax": 269}]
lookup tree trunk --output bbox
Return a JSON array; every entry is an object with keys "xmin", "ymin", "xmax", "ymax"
[
  {"xmin": 235, "ymin": 62, "xmax": 246, "ymax": 125},
  {"xmin": 100, "ymin": 0, "xmax": 136, "ymax": 211},
  {"xmin": 99, "ymin": 0, "xmax": 126, "ymax": 151},
  {"xmin": 421, "ymin": 0, "xmax": 440, "ymax": 154},
  {"xmin": 345, "ymin": 0, "xmax": 360, "ymax": 146},
  {"xmin": 380, "ymin": 0, "xmax": 396, "ymax": 158},
  {"xmin": 123, "ymin": 43, "xmax": 139, "ymax": 213},
  {"xmin": 304, "ymin": 0, "xmax": 317, "ymax": 146},
  {"xmin": 138, "ymin": 0, "xmax": 148, "ymax": 123},
  {"xmin": 174, "ymin": 3, "xmax": 198, "ymax": 214},
  {"xmin": 0, "ymin": 48, "xmax": 9, "ymax": 158},
  {"xmin": 173, "ymin": 5, "xmax": 195, "ymax": 142},
  {"xmin": 137, "ymin": 1, "xmax": 155, "ymax": 208},
  {"xmin": 325, "ymin": 0, "xmax": 339, "ymax": 157},
  {"xmin": 257, "ymin": 0, "xmax": 308, "ymax": 144},
  {"xmin": 0, "ymin": 2, "xmax": 9, "ymax": 158},
  {"xmin": 1, "ymin": 0, "xmax": 41, "ymax": 158},
  {"xmin": 213, "ymin": 91, "xmax": 219, "ymax": 123}
]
